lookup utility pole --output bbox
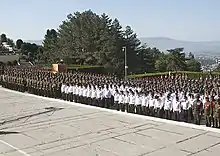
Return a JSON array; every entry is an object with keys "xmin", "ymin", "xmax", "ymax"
[{"xmin": 123, "ymin": 46, "xmax": 128, "ymax": 80}]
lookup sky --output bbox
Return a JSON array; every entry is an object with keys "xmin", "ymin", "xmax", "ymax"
[{"xmin": 0, "ymin": 0, "xmax": 220, "ymax": 41}]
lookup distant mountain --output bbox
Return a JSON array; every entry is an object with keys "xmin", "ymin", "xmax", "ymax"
[
  {"xmin": 25, "ymin": 37, "xmax": 220, "ymax": 57},
  {"xmin": 24, "ymin": 40, "xmax": 43, "ymax": 45},
  {"xmin": 139, "ymin": 37, "xmax": 220, "ymax": 57}
]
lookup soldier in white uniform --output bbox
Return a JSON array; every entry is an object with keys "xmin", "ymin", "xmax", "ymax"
[
  {"xmin": 72, "ymin": 84, "xmax": 76, "ymax": 102},
  {"xmin": 61, "ymin": 83, "xmax": 65, "ymax": 100},
  {"xmin": 64, "ymin": 83, "xmax": 69, "ymax": 101},
  {"xmin": 173, "ymin": 96, "xmax": 181, "ymax": 121},
  {"xmin": 188, "ymin": 93, "xmax": 195, "ymax": 122},
  {"xmin": 79, "ymin": 84, "xmax": 83, "ymax": 103},
  {"xmin": 86, "ymin": 85, "xmax": 92, "ymax": 105},
  {"xmin": 135, "ymin": 92, "xmax": 142, "ymax": 114},
  {"xmin": 75, "ymin": 84, "xmax": 79, "ymax": 103},
  {"xmin": 129, "ymin": 91, "xmax": 135, "ymax": 113},
  {"xmin": 119, "ymin": 84, "xmax": 124, "ymax": 92},
  {"xmin": 141, "ymin": 92, "xmax": 147, "ymax": 115},
  {"xmin": 68, "ymin": 83, "xmax": 73, "ymax": 102},
  {"xmin": 97, "ymin": 86, "xmax": 104, "ymax": 107},
  {"xmin": 164, "ymin": 94, "xmax": 172, "ymax": 119},
  {"xmin": 91, "ymin": 85, "xmax": 97, "ymax": 106},
  {"xmin": 161, "ymin": 93, "xmax": 166, "ymax": 118},
  {"xmin": 82, "ymin": 85, "xmax": 88, "ymax": 104},
  {"xmin": 109, "ymin": 84, "xmax": 115, "ymax": 108},
  {"xmin": 149, "ymin": 94, "xmax": 155, "ymax": 116},
  {"xmin": 79, "ymin": 84, "xmax": 84, "ymax": 103},
  {"xmin": 146, "ymin": 92, "xmax": 151, "ymax": 116},
  {"xmin": 124, "ymin": 91, "xmax": 130, "ymax": 112},
  {"xmin": 181, "ymin": 95, "xmax": 189, "ymax": 122},
  {"xmin": 157, "ymin": 94, "xmax": 164, "ymax": 118},
  {"xmin": 118, "ymin": 91, "xmax": 125, "ymax": 111},
  {"xmin": 155, "ymin": 95, "xmax": 161, "ymax": 118},
  {"xmin": 104, "ymin": 86, "xmax": 112, "ymax": 108},
  {"xmin": 114, "ymin": 90, "xmax": 120, "ymax": 110}
]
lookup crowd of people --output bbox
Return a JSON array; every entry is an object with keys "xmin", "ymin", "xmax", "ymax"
[{"xmin": 0, "ymin": 65, "xmax": 220, "ymax": 128}]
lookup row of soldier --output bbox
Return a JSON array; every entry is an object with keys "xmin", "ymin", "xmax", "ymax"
[
  {"xmin": 0, "ymin": 65, "xmax": 220, "ymax": 128},
  {"xmin": 60, "ymin": 83, "xmax": 220, "ymax": 128}
]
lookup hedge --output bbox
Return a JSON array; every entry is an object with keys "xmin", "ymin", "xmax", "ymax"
[
  {"xmin": 128, "ymin": 71, "xmax": 220, "ymax": 79},
  {"xmin": 68, "ymin": 65, "xmax": 104, "ymax": 74},
  {"xmin": 68, "ymin": 64, "xmax": 101, "ymax": 69},
  {"xmin": 38, "ymin": 63, "xmax": 101, "ymax": 68},
  {"xmin": 40, "ymin": 64, "xmax": 105, "ymax": 74}
]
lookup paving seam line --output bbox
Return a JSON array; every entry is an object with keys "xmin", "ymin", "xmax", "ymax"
[{"xmin": 0, "ymin": 140, "xmax": 31, "ymax": 156}]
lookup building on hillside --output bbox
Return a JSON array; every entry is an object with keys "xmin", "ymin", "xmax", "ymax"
[
  {"xmin": 1, "ymin": 42, "xmax": 13, "ymax": 52},
  {"xmin": 0, "ymin": 42, "xmax": 18, "ymax": 64}
]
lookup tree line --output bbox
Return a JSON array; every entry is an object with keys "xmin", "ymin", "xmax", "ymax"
[{"xmin": 1, "ymin": 10, "xmax": 201, "ymax": 75}]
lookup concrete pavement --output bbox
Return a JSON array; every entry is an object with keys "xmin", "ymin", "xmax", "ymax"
[{"xmin": 0, "ymin": 87, "xmax": 220, "ymax": 156}]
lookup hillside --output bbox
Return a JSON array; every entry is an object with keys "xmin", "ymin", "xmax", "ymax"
[
  {"xmin": 140, "ymin": 37, "xmax": 220, "ymax": 57},
  {"xmin": 25, "ymin": 37, "xmax": 220, "ymax": 57}
]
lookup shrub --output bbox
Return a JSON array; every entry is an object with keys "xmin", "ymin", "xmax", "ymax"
[{"xmin": 68, "ymin": 65, "xmax": 104, "ymax": 74}]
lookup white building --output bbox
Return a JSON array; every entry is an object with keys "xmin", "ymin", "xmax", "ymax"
[
  {"xmin": 215, "ymin": 59, "xmax": 220, "ymax": 65},
  {"xmin": 1, "ymin": 42, "xmax": 13, "ymax": 52}
]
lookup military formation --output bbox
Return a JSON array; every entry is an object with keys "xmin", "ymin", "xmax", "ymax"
[{"xmin": 0, "ymin": 65, "xmax": 220, "ymax": 128}]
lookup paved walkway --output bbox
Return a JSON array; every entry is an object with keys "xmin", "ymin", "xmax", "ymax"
[{"xmin": 0, "ymin": 87, "xmax": 220, "ymax": 156}]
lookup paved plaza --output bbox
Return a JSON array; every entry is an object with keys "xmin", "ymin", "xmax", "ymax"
[{"xmin": 0, "ymin": 87, "xmax": 220, "ymax": 156}]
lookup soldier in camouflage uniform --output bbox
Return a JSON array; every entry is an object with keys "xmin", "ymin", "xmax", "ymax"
[
  {"xmin": 213, "ymin": 98, "xmax": 220, "ymax": 128},
  {"xmin": 192, "ymin": 94, "xmax": 203, "ymax": 125},
  {"xmin": 204, "ymin": 97, "xmax": 212, "ymax": 127}
]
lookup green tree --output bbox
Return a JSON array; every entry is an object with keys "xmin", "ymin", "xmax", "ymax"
[
  {"xmin": 16, "ymin": 39, "xmax": 23, "ymax": 49},
  {"xmin": 186, "ymin": 59, "xmax": 201, "ymax": 72},
  {"xmin": 7, "ymin": 38, "xmax": 15, "ymax": 47},
  {"xmin": 123, "ymin": 26, "xmax": 141, "ymax": 73},
  {"xmin": 54, "ymin": 10, "xmax": 140, "ymax": 75},
  {"xmin": 21, "ymin": 42, "xmax": 40, "ymax": 62},
  {"xmin": 42, "ymin": 29, "xmax": 58, "ymax": 63},
  {"xmin": 36, "ymin": 46, "xmax": 44, "ymax": 62},
  {"xmin": 57, "ymin": 11, "xmax": 99, "ymax": 64},
  {"xmin": 0, "ymin": 34, "xmax": 7, "ymax": 42},
  {"xmin": 136, "ymin": 47, "xmax": 157, "ymax": 73},
  {"xmin": 167, "ymin": 48, "xmax": 187, "ymax": 71},
  {"xmin": 101, "ymin": 17, "xmax": 124, "ymax": 73},
  {"xmin": 155, "ymin": 53, "xmax": 168, "ymax": 72}
]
